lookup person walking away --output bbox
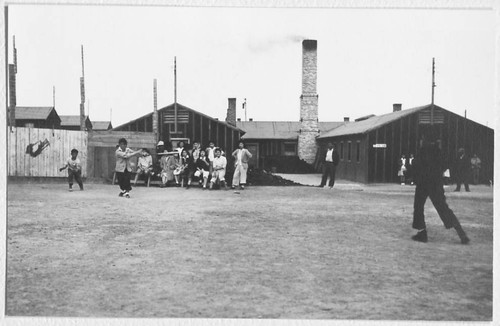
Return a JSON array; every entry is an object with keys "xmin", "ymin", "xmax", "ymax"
[
  {"xmin": 319, "ymin": 142, "xmax": 340, "ymax": 189},
  {"xmin": 470, "ymin": 154, "xmax": 481, "ymax": 185},
  {"xmin": 454, "ymin": 148, "xmax": 470, "ymax": 192},
  {"xmin": 59, "ymin": 148, "xmax": 84, "ymax": 191},
  {"xmin": 398, "ymin": 154, "xmax": 407, "ymax": 185},
  {"xmin": 232, "ymin": 141, "xmax": 253, "ymax": 191},
  {"xmin": 115, "ymin": 138, "xmax": 143, "ymax": 198},
  {"xmin": 411, "ymin": 135, "xmax": 469, "ymax": 244}
]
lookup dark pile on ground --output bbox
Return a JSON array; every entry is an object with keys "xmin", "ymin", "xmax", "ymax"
[
  {"xmin": 263, "ymin": 156, "xmax": 317, "ymax": 173},
  {"xmin": 247, "ymin": 168, "xmax": 302, "ymax": 186}
]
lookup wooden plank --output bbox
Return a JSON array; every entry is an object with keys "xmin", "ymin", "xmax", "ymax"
[{"xmin": 8, "ymin": 127, "xmax": 16, "ymax": 176}]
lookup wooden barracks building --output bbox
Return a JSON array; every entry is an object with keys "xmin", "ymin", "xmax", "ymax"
[{"xmin": 237, "ymin": 40, "xmax": 494, "ymax": 184}]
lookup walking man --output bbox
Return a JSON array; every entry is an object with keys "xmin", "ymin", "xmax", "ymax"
[
  {"xmin": 319, "ymin": 142, "xmax": 340, "ymax": 189},
  {"xmin": 411, "ymin": 134, "xmax": 469, "ymax": 244},
  {"xmin": 470, "ymin": 153, "xmax": 481, "ymax": 185}
]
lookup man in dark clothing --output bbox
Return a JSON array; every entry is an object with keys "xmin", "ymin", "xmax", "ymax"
[
  {"xmin": 411, "ymin": 136, "xmax": 470, "ymax": 244},
  {"xmin": 454, "ymin": 148, "xmax": 471, "ymax": 192},
  {"xmin": 319, "ymin": 142, "xmax": 340, "ymax": 189}
]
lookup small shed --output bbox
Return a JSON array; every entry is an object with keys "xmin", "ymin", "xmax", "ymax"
[
  {"xmin": 14, "ymin": 106, "xmax": 61, "ymax": 129},
  {"xmin": 60, "ymin": 115, "xmax": 93, "ymax": 131}
]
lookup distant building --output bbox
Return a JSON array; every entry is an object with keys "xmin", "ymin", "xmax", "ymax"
[
  {"xmin": 113, "ymin": 101, "xmax": 243, "ymax": 152},
  {"xmin": 60, "ymin": 115, "xmax": 93, "ymax": 131},
  {"xmin": 14, "ymin": 106, "xmax": 61, "ymax": 129},
  {"xmin": 237, "ymin": 121, "xmax": 344, "ymax": 169},
  {"xmin": 91, "ymin": 121, "xmax": 113, "ymax": 131},
  {"xmin": 317, "ymin": 103, "xmax": 494, "ymax": 184}
]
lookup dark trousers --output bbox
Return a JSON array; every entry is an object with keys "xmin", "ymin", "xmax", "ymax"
[
  {"xmin": 116, "ymin": 169, "xmax": 132, "ymax": 192},
  {"xmin": 68, "ymin": 169, "xmax": 83, "ymax": 189},
  {"xmin": 413, "ymin": 181, "xmax": 458, "ymax": 230},
  {"xmin": 320, "ymin": 162, "xmax": 336, "ymax": 187},
  {"xmin": 455, "ymin": 174, "xmax": 470, "ymax": 191}
]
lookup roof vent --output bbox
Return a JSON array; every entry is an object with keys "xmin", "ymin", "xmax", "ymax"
[{"xmin": 393, "ymin": 103, "xmax": 402, "ymax": 112}]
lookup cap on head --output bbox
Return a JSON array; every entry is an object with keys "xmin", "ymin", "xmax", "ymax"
[
  {"xmin": 157, "ymin": 140, "xmax": 164, "ymax": 146},
  {"xmin": 71, "ymin": 148, "xmax": 78, "ymax": 154}
]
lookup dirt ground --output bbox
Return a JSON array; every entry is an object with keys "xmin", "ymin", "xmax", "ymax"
[{"xmin": 5, "ymin": 180, "xmax": 493, "ymax": 320}]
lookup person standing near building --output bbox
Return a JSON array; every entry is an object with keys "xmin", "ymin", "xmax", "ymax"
[
  {"xmin": 411, "ymin": 135, "xmax": 469, "ymax": 244},
  {"xmin": 406, "ymin": 153, "xmax": 415, "ymax": 185},
  {"xmin": 232, "ymin": 140, "xmax": 253, "ymax": 191},
  {"xmin": 210, "ymin": 148, "xmax": 228, "ymax": 190},
  {"xmin": 319, "ymin": 142, "xmax": 340, "ymax": 189},
  {"xmin": 398, "ymin": 154, "xmax": 407, "ymax": 185},
  {"xmin": 470, "ymin": 153, "xmax": 481, "ymax": 185},
  {"xmin": 454, "ymin": 148, "xmax": 470, "ymax": 192},
  {"xmin": 115, "ymin": 138, "xmax": 143, "ymax": 198}
]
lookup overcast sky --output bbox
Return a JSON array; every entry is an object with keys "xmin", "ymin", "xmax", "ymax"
[{"xmin": 7, "ymin": 5, "xmax": 496, "ymax": 128}]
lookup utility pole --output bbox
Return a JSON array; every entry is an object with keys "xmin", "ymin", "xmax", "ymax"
[
  {"xmin": 174, "ymin": 56, "xmax": 178, "ymax": 134},
  {"xmin": 153, "ymin": 78, "xmax": 159, "ymax": 143},
  {"xmin": 80, "ymin": 45, "xmax": 86, "ymax": 131},
  {"xmin": 243, "ymin": 98, "xmax": 247, "ymax": 122},
  {"xmin": 430, "ymin": 57, "xmax": 436, "ymax": 125}
]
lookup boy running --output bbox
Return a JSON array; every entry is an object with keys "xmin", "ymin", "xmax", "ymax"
[{"xmin": 115, "ymin": 138, "xmax": 143, "ymax": 198}]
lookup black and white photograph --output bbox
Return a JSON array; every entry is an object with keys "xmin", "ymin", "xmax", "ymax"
[{"xmin": 1, "ymin": 1, "xmax": 498, "ymax": 325}]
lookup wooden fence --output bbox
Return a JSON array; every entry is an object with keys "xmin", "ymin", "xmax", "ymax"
[{"xmin": 8, "ymin": 127, "xmax": 88, "ymax": 177}]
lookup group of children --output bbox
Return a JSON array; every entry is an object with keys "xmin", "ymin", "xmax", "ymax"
[
  {"xmin": 59, "ymin": 138, "xmax": 252, "ymax": 197},
  {"xmin": 116, "ymin": 138, "xmax": 252, "ymax": 198}
]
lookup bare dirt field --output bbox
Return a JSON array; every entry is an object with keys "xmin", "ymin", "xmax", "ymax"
[{"xmin": 6, "ymin": 180, "xmax": 493, "ymax": 320}]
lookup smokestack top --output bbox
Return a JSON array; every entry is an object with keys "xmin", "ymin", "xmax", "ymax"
[
  {"xmin": 302, "ymin": 39, "xmax": 317, "ymax": 50},
  {"xmin": 393, "ymin": 103, "xmax": 402, "ymax": 112},
  {"xmin": 344, "ymin": 117, "xmax": 350, "ymax": 122},
  {"xmin": 225, "ymin": 98, "xmax": 237, "ymax": 126}
]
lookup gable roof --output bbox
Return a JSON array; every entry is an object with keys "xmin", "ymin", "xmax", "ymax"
[
  {"xmin": 92, "ymin": 121, "xmax": 113, "ymax": 130},
  {"xmin": 60, "ymin": 115, "xmax": 91, "ymax": 127},
  {"xmin": 113, "ymin": 102, "xmax": 243, "ymax": 132},
  {"xmin": 15, "ymin": 106, "xmax": 57, "ymax": 120},
  {"xmin": 317, "ymin": 104, "xmax": 431, "ymax": 139},
  {"xmin": 237, "ymin": 121, "xmax": 345, "ymax": 140}
]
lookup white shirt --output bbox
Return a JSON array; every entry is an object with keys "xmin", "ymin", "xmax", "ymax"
[
  {"xmin": 236, "ymin": 149, "xmax": 243, "ymax": 165},
  {"xmin": 325, "ymin": 149, "xmax": 333, "ymax": 162}
]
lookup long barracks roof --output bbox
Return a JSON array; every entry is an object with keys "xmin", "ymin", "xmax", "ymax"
[
  {"xmin": 92, "ymin": 121, "xmax": 113, "ymax": 130},
  {"xmin": 60, "ymin": 115, "xmax": 91, "ymax": 126},
  {"xmin": 113, "ymin": 102, "xmax": 243, "ymax": 132},
  {"xmin": 237, "ymin": 121, "xmax": 345, "ymax": 140},
  {"xmin": 317, "ymin": 104, "xmax": 431, "ymax": 139},
  {"xmin": 15, "ymin": 106, "xmax": 56, "ymax": 120}
]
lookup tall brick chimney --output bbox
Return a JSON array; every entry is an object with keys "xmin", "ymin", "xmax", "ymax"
[
  {"xmin": 298, "ymin": 40, "xmax": 319, "ymax": 164},
  {"xmin": 393, "ymin": 103, "xmax": 402, "ymax": 112},
  {"xmin": 226, "ymin": 98, "xmax": 236, "ymax": 126}
]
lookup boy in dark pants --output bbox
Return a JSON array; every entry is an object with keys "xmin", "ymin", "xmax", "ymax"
[
  {"xmin": 411, "ymin": 135, "xmax": 469, "ymax": 244},
  {"xmin": 115, "ymin": 138, "xmax": 143, "ymax": 198},
  {"xmin": 59, "ymin": 148, "xmax": 84, "ymax": 191}
]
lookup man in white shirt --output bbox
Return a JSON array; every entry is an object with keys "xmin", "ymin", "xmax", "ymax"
[
  {"xmin": 210, "ymin": 148, "xmax": 228, "ymax": 190},
  {"xmin": 319, "ymin": 142, "xmax": 340, "ymax": 189}
]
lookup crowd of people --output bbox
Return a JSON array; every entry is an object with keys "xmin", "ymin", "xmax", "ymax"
[{"xmin": 114, "ymin": 138, "xmax": 252, "ymax": 198}]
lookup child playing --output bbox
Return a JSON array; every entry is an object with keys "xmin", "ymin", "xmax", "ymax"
[
  {"xmin": 210, "ymin": 148, "xmax": 228, "ymax": 190},
  {"xmin": 134, "ymin": 148, "xmax": 153, "ymax": 186},
  {"xmin": 115, "ymin": 138, "xmax": 143, "ymax": 198},
  {"xmin": 59, "ymin": 148, "xmax": 84, "ymax": 191}
]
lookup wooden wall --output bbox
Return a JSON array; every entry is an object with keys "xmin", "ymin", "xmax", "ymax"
[
  {"xmin": 87, "ymin": 131, "xmax": 156, "ymax": 180},
  {"xmin": 8, "ymin": 127, "xmax": 88, "ymax": 177}
]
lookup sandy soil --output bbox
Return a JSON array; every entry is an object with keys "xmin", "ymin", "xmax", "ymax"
[{"xmin": 5, "ymin": 181, "xmax": 493, "ymax": 320}]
